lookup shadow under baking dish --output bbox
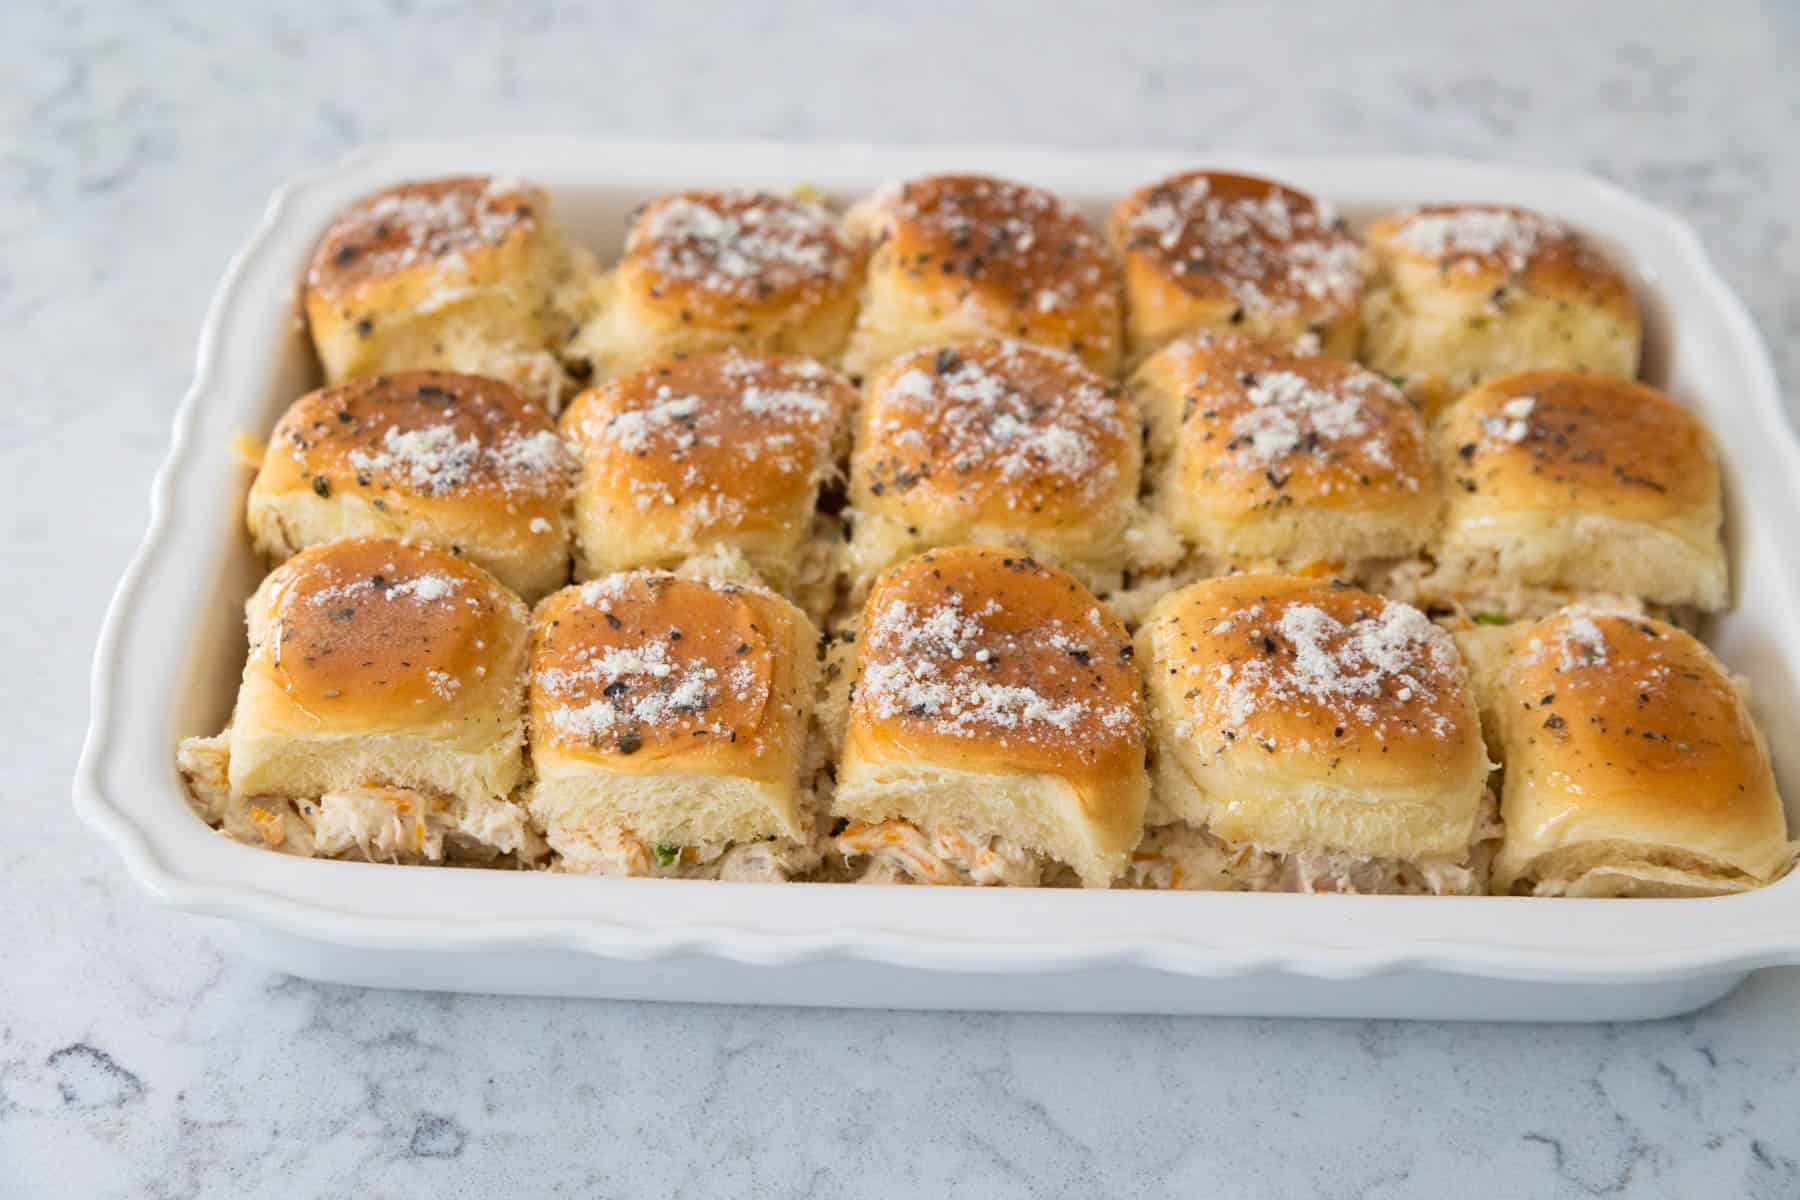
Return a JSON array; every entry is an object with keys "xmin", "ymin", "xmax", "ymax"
[{"xmin": 78, "ymin": 138, "xmax": 1800, "ymax": 1020}]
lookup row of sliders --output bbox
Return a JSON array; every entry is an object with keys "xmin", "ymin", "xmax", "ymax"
[
  {"xmin": 179, "ymin": 538, "xmax": 1790, "ymax": 896},
  {"xmin": 245, "ymin": 339, "xmax": 1725, "ymax": 630},
  {"xmin": 300, "ymin": 171, "xmax": 1641, "ymax": 412}
]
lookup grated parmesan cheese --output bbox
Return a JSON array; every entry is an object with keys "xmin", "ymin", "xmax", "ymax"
[
  {"xmin": 387, "ymin": 574, "xmax": 460, "ymax": 603},
  {"xmin": 1390, "ymin": 208, "xmax": 1563, "ymax": 273},
  {"xmin": 868, "ymin": 343, "xmax": 1125, "ymax": 503},
  {"xmin": 858, "ymin": 591, "xmax": 1138, "ymax": 743},
  {"xmin": 636, "ymin": 192, "xmax": 847, "ymax": 299},
  {"xmin": 1210, "ymin": 363, "xmax": 1414, "ymax": 486},
  {"xmin": 311, "ymin": 180, "xmax": 536, "ymax": 288},
  {"xmin": 344, "ymin": 417, "xmax": 569, "ymax": 498},
  {"xmin": 1192, "ymin": 597, "xmax": 1460, "ymax": 746},
  {"xmin": 1123, "ymin": 176, "xmax": 1360, "ymax": 314}
]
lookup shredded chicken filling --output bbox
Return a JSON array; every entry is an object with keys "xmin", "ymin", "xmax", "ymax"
[
  {"xmin": 307, "ymin": 785, "xmax": 544, "ymax": 863},
  {"xmin": 829, "ymin": 818, "xmax": 1046, "ymax": 886},
  {"xmin": 175, "ymin": 734, "xmax": 542, "ymax": 865},
  {"xmin": 1129, "ymin": 791, "xmax": 1502, "ymax": 895},
  {"xmin": 550, "ymin": 825, "xmax": 819, "ymax": 881},
  {"xmin": 1380, "ymin": 545, "xmax": 1656, "ymax": 625}
]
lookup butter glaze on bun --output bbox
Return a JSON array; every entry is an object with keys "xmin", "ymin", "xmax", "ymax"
[
  {"xmin": 1362, "ymin": 204, "xmax": 1640, "ymax": 409},
  {"xmin": 559, "ymin": 350, "xmax": 855, "ymax": 617},
  {"xmin": 1428, "ymin": 369, "xmax": 1726, "ymax": 614},
  {"xmin": 843, "ymin": 175, "xmax": 1122, "ymax": 378},
  {"xmin": 566, "ymin": 189, "xmax": 864, "ymax": 379},
  {"xmin": 248, "ymin": 371, "xmax": 574, "ymax": 601},
  {"xmin": 834, "ymin": 547, "xmax": 1148, "ymax": 887},
  {"xmin": 1131, "ymin": 335, "xmax": 1439, "ymax": 571},
  {"xmin": 304, "ymin": 175, "xmax": 581, "ymax": 409},
  {"xmin": 849, "ymin": 340, "xmax": 1141, "ymax": 593},
  {"xmin": 1110, "ymin": 171, "xmax": 1363, "ymax": 363},
  {"xmin": 1489, "ymin": 610, "xmax": 1791, "ymax": 896},
  {"xmin": 177, "ymin": 538, "xmax": 539, "ymax": 864},
  {"xmin": 526, "ymin": 573, "xmax": 822, "ymax": 879},
  {"xmin": 1136, "ymin": 575, "xmax": 1488, "ymax": 865}
]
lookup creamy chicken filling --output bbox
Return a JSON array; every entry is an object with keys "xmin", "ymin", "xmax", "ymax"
[
  {"xmin": 1129, "ymin": 791, "xmax": 1503, "ymax": 895},
  {"xmin": 174, "ymin": 735, "xmax": 542, "ymax": 865},
  {"xmin": 1112, "ymin": 549, "xmax": 1412, "ymax": 628},
  {"xmin": 176, "ymin": 734, "xmax": 233, "ymax": 825},
  {"xmin": 1373, "ymin": 547, "xmax": 1663, "ymax": 627},
  {"xmin": 550, "ymin": 826, "xmax": 820, "ymax": 881},
  {"xmin": 306, "ymin": 785, "xmax": 545, "ymax": 864},
  {"xmin": 829, "ymin": 818, "xmax": 1047, "ymax": 887}
]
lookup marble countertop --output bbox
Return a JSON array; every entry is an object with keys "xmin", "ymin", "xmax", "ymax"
[{"xmin": 6, "ymin": 1, "xmax": 1799, "ymax": 1195}]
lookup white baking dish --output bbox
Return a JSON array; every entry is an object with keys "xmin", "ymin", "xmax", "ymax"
[{"xmin": 74, "ymin": 137, "xmax": 1800, "ymax": 1021}]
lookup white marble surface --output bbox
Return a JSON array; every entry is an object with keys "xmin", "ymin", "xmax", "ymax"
[{"xmin": 6, "ymin": 1, "xmax": 1800, "ymax": 1195}]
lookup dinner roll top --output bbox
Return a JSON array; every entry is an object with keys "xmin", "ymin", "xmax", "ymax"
[
  {"xmin": 843, "ymin": 174, "xmax": 1122, "ymax": 377},
  {"xmin": 247, "ymin": 371, "xmax": 574, "ymax": 601},
  {"xmin": 837, "ymin": 547, "xmax": 1148, "ymax": 886},
  {"xmin": 304, "ymin": 175, "xmax": 578, "ymax": 408},
  {"xmin": 1110, "ymin": 171, "xmax": 1363, "ymax": 363},
  {"xmin": 229, "ymin": 538, "xmax": 531, "ymax": 800},
  {"xmin": 848, "ymin": 340, "xmax": 1140, "ymax": 592},
  {"xmin": 1490, "ymin": 611, "xmax": 1790, "ymax": 895},
  {"xmin": 527, "ymin": 573, "xmax": 819, "ymax": 846},
  {"xmin": 1362, "ymin": 204, "xmax": 1640, "ymax": 407},
  {"xmin": 1433, "ymin": 370, "xmax": 1726, "ymax": 612},
  {"xmin": 569, "ymin": 190, "xmax": 864, "ymax": 377},
  {"xmin": 1136, "ymin": 574, "xmax": 1488, "ymax": 862},
  {"xmin": 1133, "ymin": 335, "xmax": 1439, "ymax": 568},
  {"xmin": 559, "ymin": 350, "xmax": 855, "ymax": 613}
]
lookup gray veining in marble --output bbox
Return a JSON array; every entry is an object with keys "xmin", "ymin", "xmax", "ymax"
[{"xmin": 5, "ymin": 1, "xmax": 1800, "ymax": 1195}]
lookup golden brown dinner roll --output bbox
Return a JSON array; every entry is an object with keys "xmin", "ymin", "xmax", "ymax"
[
  {"xmin": 1425, "ymin": 370, "xmax": 1726, "ymax": 616},
  {"xmin": 246, "ymin": 371, "xmax": 574, "ymax": 601},
  {"xmin": 842, "ymin": 175, "xmax": 1122, "ymax": 378},
  {"xmin": 559, "ymin": 350, "xmax": 855, "ymax": 619},
  {"xmin": 526, "ymin": 573, "xmax": 823, "ymax": 879},
  {"xmin": 175, "ymin": 538, "xmax": 540, "ymax": 864},
  {"xmin": 1110, "ymin": 171, "xmax": 1363, "ymax": 364},
  {"xmin": 830, "ymin": 547, "xmax": 1148, "ymax": 887},
  {"xmin": 304, "ymin": 175, "xmax": 583, "ymax": 409},
  {"xmin": 1361, "ymin": 204, "xmax": 1640, "ymax": 409},
  {"xmin": 566, "ymin": 190, "xmax": 864, "ymax": 379},
  {"xmin": 1488, "ymin": 609, "xmax": 1791, "ymax": 896},
  {"xmin": 848, "ymin": 340, "xmax": 1141, "ymax": 595},
  {"xmin": 1130, "ymin": 574, "xmax": 1495, "ymax": 893},
  {"xmin": 1130, "ymin": 335, "xmax": 1439, "ymax": 580}
]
